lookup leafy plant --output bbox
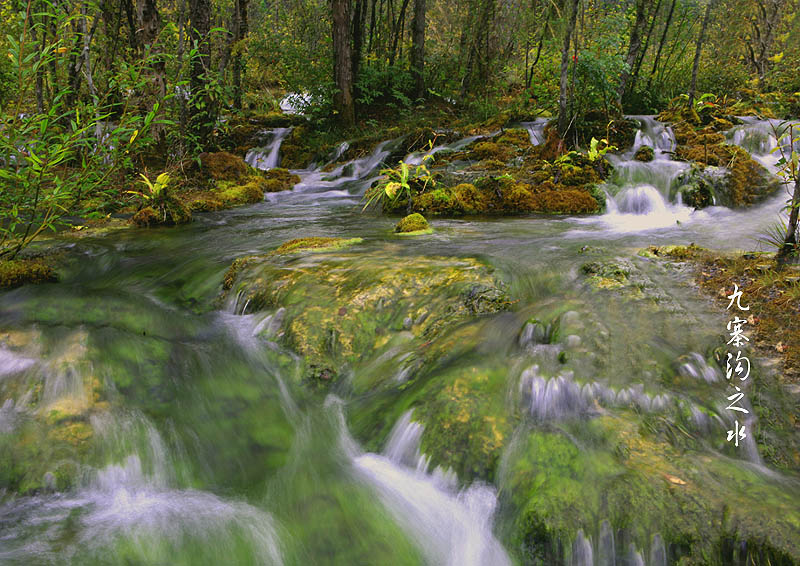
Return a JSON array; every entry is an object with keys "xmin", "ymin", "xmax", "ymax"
[
  {"xmin": 127, "ymin": 172, "xmax": 172, "ymax": 205},
  {"xmin": 586, "ymin": 137, "xmax": 617, "ymax": 162},
  {"xmin": 363, "ymin": 146, "xmax": 436, "ymax": 213}
]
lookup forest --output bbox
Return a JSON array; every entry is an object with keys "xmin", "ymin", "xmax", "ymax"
[{"xmin": 1, "ymin": 0, "xmax": 800, "ymax": 564}]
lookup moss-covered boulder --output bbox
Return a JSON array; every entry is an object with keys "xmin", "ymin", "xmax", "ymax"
[
  {"xmin": 634, "ymin": 145, "xmax": 655, "ymax": 162},
  {"xmin": 505, "ymin": 416, "xmax": 800, "ymax": 565},
  {"xmin": 200, "ymin": 151, "xmax": 250, "ymax": 182},
  {"xmin": 263, "ymin": 168, "xmax": 301, "ymax": 192},
  {"xmin": 131, "ymin": 200, "xmax": 192, "ymax": 227},
  {"xmin": 220, "ymin": 246, "xmax": 511, "ymax": 385},
  {"xmin": 0, "ymin": 258, "xmax": 58, "ymax": 289},
  {"xmin": 395, "ymin": 213, "xmax": 431, "ymax": 234},
  {"xmin": 662, "ymin": 119, "xmax": 780, "ymax": 207},
  {"xmin": 0, "ymin": 330, "xmax": 107, "ymax": 494}
]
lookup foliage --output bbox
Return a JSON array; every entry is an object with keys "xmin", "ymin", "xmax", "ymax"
[
  {"xmin": 0, "ymin": 5, "xmax": 160, "ymax": 258},
  {"xmin": 363, "ymin": 149, "xmax": 436, "ymax": 212}
]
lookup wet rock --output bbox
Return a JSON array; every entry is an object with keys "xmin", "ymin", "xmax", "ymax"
[
  {"xmin": 220, "ymin": 246, "xmax": 511, "ymax": 384},
  {"xmin": 634, "ymin": 146, "xmax": 655, "ymax": 162},
  {"xmin": 0, "ymin": 258, "xmax": 58, "ymax": 289},
  {"xmin": 395, "ymin": 213, "xmax": 431, "ymax": 234}
]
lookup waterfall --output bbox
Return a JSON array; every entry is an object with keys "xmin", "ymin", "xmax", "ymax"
[
  {"xmin": 338, "ymin": 407, "xmax": 512, "ymax": 566},
  {"xmin": 520, "ymin": 118, "xmax": 548, "ymax": 146},
  {"xmin": 598, "ymin": 116, "xmax": 699, "ymax": 231},
  {"xmin": 404, "ymin": 135, "xmax": 483, "ymax": 166},
  {"xmin": 245, "ymin": 128, "xmax": 292, "ymax": 171},
  {"xmin": 571, "ymin": 530, "xmax": 594, "ymax": 566}
]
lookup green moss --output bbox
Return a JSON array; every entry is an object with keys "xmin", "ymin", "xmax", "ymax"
[
  {"xmin": 0, "ymin": 258, "xmax": 57, "ymax": 289},
  {"xmin": 263, "ymin": 167, "xmax": 301, "ymax": 192},
  {"xmin": 395, "ymin": 213, "xmax": 431, "ymax": 234},
  {"xmin": 220, "ymin": 251, "xmax": 510, "ymax": 384},
  {"xmin": 469, "ymin": 141, "xmax": 512, "ymax": 162},
  {"xmin": 200, "ymin": 151, "xmax": 250, "ymax": 182},
  {"xmin": 272, "ymin": 237, "xmax": 363, "ymax": 255},
  {"xmin": 131, "ymin": 200, "xmax": 192, "ymax": 227},
  {"xmin": 216, "ymin": 180, "xmax": 265, "ymax": 206}
]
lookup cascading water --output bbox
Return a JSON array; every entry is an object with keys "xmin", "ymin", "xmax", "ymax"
[
  {"xmin": 339, "ymin": 407, "xmax": 512, "ymax": 566},
  {"xmin": 2, "ymin": 111, "xmax": 800, "ymax": 565},
  {"xmin": 246, "ymin": 128, "xmax": 292, "ymax": 171},
  {"xmin": 599, "ymin": 116, "xmax": 697, "ymax": 230},
  {"xmin": 520, "ymin": 118, "xmax": 548, "ymax": 146}
]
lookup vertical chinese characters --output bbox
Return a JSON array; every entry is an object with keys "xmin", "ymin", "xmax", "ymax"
[{"xmin": 725, "ymin": 284, "xmax": 750, "ymax": 447}]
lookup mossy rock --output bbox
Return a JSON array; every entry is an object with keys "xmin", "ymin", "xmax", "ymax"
[
  {"xmin": 469, "ymin": 141, "xmax": 512, "ymax": 162},
  {"xmin": 220, "ymin": 249, "xmax": 511, "ymax": 384},
  {"xmin": 131, "ymin": 201, "xmax": 192, "ymax": 227},
  {"xmin": 200, "ymin": 151, "xmax": 250, "ymax": 182},
  {"xmin": 505, "ymin": 417, "xmax": 800, "ymax": 565},
  {"xmin": 216, "ymin": 179, "xmax": 266, "ymax": 206},
  {"xmin": 263, "ymin": 167, "xmax": 301, "ymax": 192},
  {"xmin": 497, "ymin": 128, "xmax": 533, "ymax": 149},
  {"xmin": 395, "ymin": 213, "xmax": 431, "ymax": 234},
  {"xmin": 0, "ymin": 258, "xmax": 58, "ymax": 289},
  {"xmin": 271, "ymin": 237, "xmax": 363, "ymax": 256},
  {"xmin": 280, "ymin": 126, "xmax": 317, "ymax": 169},
  {"xmin": 663, "ymin": 116, "xmax": 781, "ymax": 207},
  {"xmin": 634, "ymin": 145, "xmax": 655, "ymax": 162}
]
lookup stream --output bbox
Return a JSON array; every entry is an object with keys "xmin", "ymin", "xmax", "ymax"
[{"xmin": 1, "ymin": 116, "xmax": 799, "ymax": 565}]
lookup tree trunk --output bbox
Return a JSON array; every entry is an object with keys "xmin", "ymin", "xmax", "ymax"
[
  {"xmin": 232, "ymin": 0, "xmax": 248, "ymax": 110},
  {"xmin": 779, "ymin": 176, "xmax": 800, "ymax": 264},
  {"xmin": 410, "ymin": 0, "xmax": 425, "ymax": 99},
  {"xmin": 136, "ymin": 0, "xmax": 166, "ymax": 100},
  {"xmin": 629, "ymin": 0, "xmax": 661, "ymax": 95},
  {"xmin": 618, "ymin": 0, "xmax": 650, "ymax": 103},
  {"xmin": 558, "ymin": 0, "xmax": 580, "ymax": 137},
  {"xmin": 332, "ymin": 0, "xmax": 355, "ymax": 126},
  {"xmin": 189, "ymin": 0, "xmax": 212, "ymax": 147},
  {"xmin": 687, "ymin": 0, "xmax": 715, "ymax": 108}
]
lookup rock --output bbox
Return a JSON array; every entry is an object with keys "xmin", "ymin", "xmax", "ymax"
[
  {"xmin": 263, "ymin": 168, "xmax": 301, "ymax": 192},
  {"xmin": 634, "ymin": 145, "xmax": 655, "ymax": 162},
  {"xmin": 200, "ymin": 151, "xmax": 250, "ymax": 182},
  {"xmin": 394, "ymin": 213, "xmax": 432, "ymax": 234},
  {"xmin": 220, "ymin": 247, "xmax": 511, "ymax": 384},
  {"xmin": 0, "ymin": 258, "xmax": 58, "ymax": 289}
]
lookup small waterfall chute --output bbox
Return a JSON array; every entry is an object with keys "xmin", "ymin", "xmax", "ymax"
[
  {"xmin": 245, "ymin": 128, "xmax": 292, "ymax": 171},
  {"xmin": 337, "ymin": 407, "xmax": 512, "ymax": 566},
  {"xmin": 520, "ymin": 118, "xmax": 548, "ymax": 146}
]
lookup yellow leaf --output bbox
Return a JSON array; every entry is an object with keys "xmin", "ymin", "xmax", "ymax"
[
  {"xmin": 384, "ymin": 182, "xmax": 401, "ymax": 199},
  {"xmin": 664, "ymin": 474, "xmax": 687, "ymax": 486},
  {"xmin": 768, "ymin": 52, "xmax": 784, "ymax": 64},
  {"xmin": 129, "ymin": 129, "xmax": 139, "ymax": 145}
]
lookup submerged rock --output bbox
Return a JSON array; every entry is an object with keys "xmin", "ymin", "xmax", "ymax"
[{"xmin": 220, "ymin": 245, "xmax": 511, "ymax": 386}]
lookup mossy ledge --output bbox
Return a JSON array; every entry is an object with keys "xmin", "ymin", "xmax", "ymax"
[{"xmin": 0, "ymin": 258, "xmax": 58, "ymax": 289}]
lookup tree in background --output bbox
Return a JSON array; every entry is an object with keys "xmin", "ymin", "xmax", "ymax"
[{"xmin": 331, "ymin": 0, "xmax": 355, "ymax": 126}]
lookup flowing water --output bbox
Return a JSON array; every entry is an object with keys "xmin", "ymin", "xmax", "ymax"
[{"xmin": 1, "ymin": 117, "xmax": 799, "ymax": 565}]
